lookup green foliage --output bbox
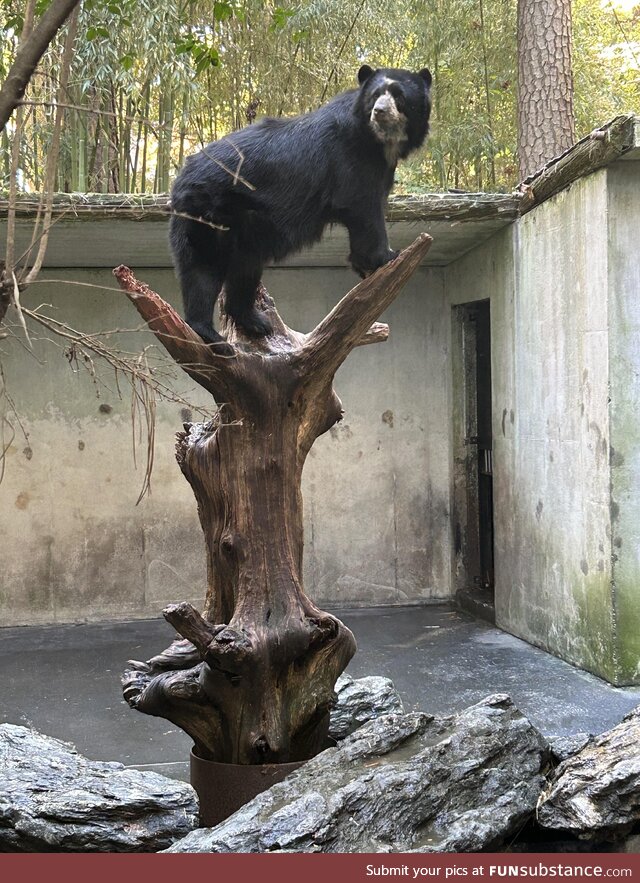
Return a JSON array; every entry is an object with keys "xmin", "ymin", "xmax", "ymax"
[
  {"xmin": 1, "ymin": 0, "xmax": 638, "ymax": 195},
  {"xmin": 271, "ymin": 6, "xmax": 296, "ymax": 29}
]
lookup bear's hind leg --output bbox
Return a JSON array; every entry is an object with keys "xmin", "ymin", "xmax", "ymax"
[
  {"xmin": 223, "ymin": 256, "xmax": 272, "ymax": 337},
  {"xmin": 175, "ymin": 263, "xmax": 226, "ymax": 345},
  {"xmin": 170, "ymin": 217, "xmax": 228, "ymax": 346}
]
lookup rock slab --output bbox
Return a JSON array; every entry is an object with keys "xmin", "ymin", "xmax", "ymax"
[
  {"xmin": 166, "ymin": 693, "xmax": 549, "ymax": 853},
  {"xmin": 548, "ymin": 733, "xmax": 592, "ymax": 764},
  {"xmin": 538, "ymin": 704, "xmax": 640, "ymax": 839},
  {"xmin": 329, "ymin": 673, "xmax": 404, "ymax": 741},
  {"xmin": 0, "ymin": 724, "xmax": 198, "ymax": 852}
]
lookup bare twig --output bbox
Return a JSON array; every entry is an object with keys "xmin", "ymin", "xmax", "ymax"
[
  {"xmin": 15, "ymin": 204, "xmax": 75, "ymax": 273},
  {"xmin": 169, "ymin": 209, "xmax": 229, "ymax": 232},
  {"xmin": 9, "ymin": 302, "xmax": 215, "ymax": 501},
  {"xmin": 23, "ymin": 7, "xmax": 80, "ymax": 287},
  {"xmin": 319, "ymin": 0, "xmax": 368, "ymax": 102},
  {"xmin": 1, "ymin": 1, "xmax": 36, "ymax": 324},
  {"xmin": 11, "ymin": 271, "xmax": 32, "ymax": 347},
  {"xmin": 16, "ymin": 100, "xmax": 162, "ymax": 139},
  {"xmin": 21, "ymin": 306, "xmax": 215, "ymax": 416},
  {"xmin": 200, "ymin": 143, "xmax": 255, "ymax": 192},
  {"xmin": 0, "ymin": 360, "xmax": 30, "ymax": 485},
  {"xmin": 130, "ymin": 348, "xmax": 156, "ymax": 504}
]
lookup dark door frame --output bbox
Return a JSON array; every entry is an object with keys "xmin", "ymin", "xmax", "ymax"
[{"xmin": 451, "ymin": 299, "xmax": 495, "ymax": 622}]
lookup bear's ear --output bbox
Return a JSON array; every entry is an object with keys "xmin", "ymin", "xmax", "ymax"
[
  {"xmin": 419, "ymin": 68, "xmax": 433, "ymax": 88},
  {"xmin": 358, "ymin": 64, "xmax": 375, "ymax": 85}
]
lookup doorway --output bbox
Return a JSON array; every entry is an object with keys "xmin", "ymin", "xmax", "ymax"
[{"xmin": 452, "ymin": 300, "xmax": 495, "ymax": 621}]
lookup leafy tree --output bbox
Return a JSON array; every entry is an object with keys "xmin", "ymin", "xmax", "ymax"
[{"xmin": 1, "ymin": 0, "xmax": 638, "ymax": 197}]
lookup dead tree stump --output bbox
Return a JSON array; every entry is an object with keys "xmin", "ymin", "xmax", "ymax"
[{"xmin": 116, "ymin": 233, "xmax": 432, "ymax": 765}]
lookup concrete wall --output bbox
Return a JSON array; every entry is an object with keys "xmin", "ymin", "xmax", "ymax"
[
  {"xmin": 0, "ymin": 265, "xmax": 450, "ymax": 625},
  {"xmin": 607, "ymin": 161, "xmax": 640, "ymax": 683},
  {"xmin": 3, "ymin": 163, "xmax": 639, "ymax": 686},
  {"xmin": 445, "ymin": 164, "xmax": 640, "ymax": 685}
]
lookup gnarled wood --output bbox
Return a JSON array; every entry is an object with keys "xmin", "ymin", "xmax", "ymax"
[{"xmin": 117, "ymin": 234, "xmax": 432, "ymax": 764}]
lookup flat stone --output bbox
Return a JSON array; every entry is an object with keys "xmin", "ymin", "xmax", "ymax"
[
  {"xmin": 0, "ymin": 724, "xmax": 198, "ymax": 852},
  {"xmin": 329, "ymin": 673, "xmax": 404, "ymax": 741},
  {"xmin": 549, "ymin": 733, "xmax": 592, "ymax": 763},
  {"xmin": 166, "ymin": 693, "xmax": 548, "ymax": 853},
  {"xmin": 538, "ymin": 705, "xmax": 640, "ymax": 840}
]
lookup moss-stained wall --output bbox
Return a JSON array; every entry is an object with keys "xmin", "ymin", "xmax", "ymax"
[
  {"xmin": 504, "ymin": 173, "xmax": 616, "ymax": 679},
  {"xmin": 0, "ymin": 265, "xmax": 450, "ymax": 625},
  {"xmin": 607, "ymin": 161, "xmax": 640, "ymax": 684},
  {"xmin": 446, "ymin": 166, "xmax": 640, "ymax": 685}
]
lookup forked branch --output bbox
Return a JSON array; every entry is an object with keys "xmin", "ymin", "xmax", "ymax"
[
  {"xmin": 300, "ymin": 233, "xmax": 432, "ymax": 377},
  {"xmin": 114, "ymin": 235, "xmax": 432, "ymax": 399}
]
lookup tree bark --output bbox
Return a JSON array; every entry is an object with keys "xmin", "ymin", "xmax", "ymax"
[
  {"xmin": 517, "ymin": 0, "xmax": 575, "ymax": 179},
  {"xmin": 116, "ymin": 234, "xmax": 432, "ymax": 764},
  {"xmin": 0, "ymin": 0, "xmax": 82, "ymax": 133}
]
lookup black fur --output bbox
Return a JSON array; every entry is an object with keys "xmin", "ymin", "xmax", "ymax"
[{"xmin": 169, "ymin": 65, "xmax": 432, "ymax": 343}]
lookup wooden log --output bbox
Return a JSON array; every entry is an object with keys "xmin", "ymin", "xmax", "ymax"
[{"xmin": 518, "ymin": 114, "xmax": 639, "ymax": 212}]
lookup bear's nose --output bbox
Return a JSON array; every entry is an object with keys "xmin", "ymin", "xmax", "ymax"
[{"xmin": 373, "ymin": 94, "xmax": 396, "ymax": 118}]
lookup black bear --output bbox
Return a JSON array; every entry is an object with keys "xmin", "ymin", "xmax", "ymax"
[{"xmin": 169, "ymin": 64, "xmax": 432, "ymax": 344}]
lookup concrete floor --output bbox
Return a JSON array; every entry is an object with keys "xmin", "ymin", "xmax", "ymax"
[{"xmin": 1, "ymin": 604, "xmax": 638, "ymax": 782}]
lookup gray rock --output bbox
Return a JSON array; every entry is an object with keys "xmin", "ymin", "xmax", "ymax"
[
  {"xmin": 615, "ymin": 833, "xmax": 640, "ymax": 853},
  {"xmin": 329, "ymin": 673, "xmax": 404, "ymax": 741},
  {"xmin": 0, "ymin": 724, "xmax": 198, "ymax": 852},
  {"xmin": 549, "ymin": 733, "xmax": 592, "ymax": 763},
  {"xmin": 538, "ymin": 705, "xmax": 640, "ymax": 840},
  {"xmin": 165, "ymin": 693, "xmax": 548, "ymax": 853}
]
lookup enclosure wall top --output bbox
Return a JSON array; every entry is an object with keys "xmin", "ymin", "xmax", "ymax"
[{"xmin": 0, "ymin": 114, "xmax": 637, "ymax": 270}]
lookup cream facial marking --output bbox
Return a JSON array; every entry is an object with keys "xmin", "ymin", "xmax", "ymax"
[{"xmin": 368, "ymin": 80, "xmax": 408, "ymax": 162}]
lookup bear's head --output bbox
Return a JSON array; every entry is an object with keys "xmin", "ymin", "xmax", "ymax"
[{"xmin": 356, "ymin": 65, "xmax": 432, "ymax": 164}]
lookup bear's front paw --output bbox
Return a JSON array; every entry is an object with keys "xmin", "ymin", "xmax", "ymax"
[{"xmin": 349, "ymin": 248, "xmax": 399, "ymax": 278}]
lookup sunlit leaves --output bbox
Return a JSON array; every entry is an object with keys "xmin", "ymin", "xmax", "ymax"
[
  {"xmin": 214, "ymin": 1, "xmax": 234, "ymax": 22},
  {"xmin": 174, "ymin": 34, "xmax": 220, "ymax": 73},
  {"xmin": 271, "ymin": 6, "xmax": 295, "ymax": 30},
  {"xmin": 86, "ymin": 25, "xmax": 109, "ymax": 40}
]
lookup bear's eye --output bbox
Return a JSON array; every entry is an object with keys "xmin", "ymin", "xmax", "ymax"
[{"xmin": 388, "ymin": 84, "xmax": 405, "ymax": 111}]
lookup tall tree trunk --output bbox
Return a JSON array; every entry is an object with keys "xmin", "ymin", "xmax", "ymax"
[
  {"xmin": 517, "ymin": 0, "xmax": 575, "ymax": 179},
  {"xmin": 109, "ymin": 84, "xmax": 120, "ymax": 193},
  {"xmin": 116, "ymin": 234, "xmax": 432, "ymax": 765}
]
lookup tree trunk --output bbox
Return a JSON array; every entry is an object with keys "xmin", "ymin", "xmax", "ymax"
[
  {"xmin": 0, "ymin": 0, "xmax": 82, "ymax": 133},
  {"xmin": 116, "ymin": 233, "xmax": 432, "ymax": 765},
  {"xmin": 517, "ymin": 0, "xmax": 575, "ymax": 179}
]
